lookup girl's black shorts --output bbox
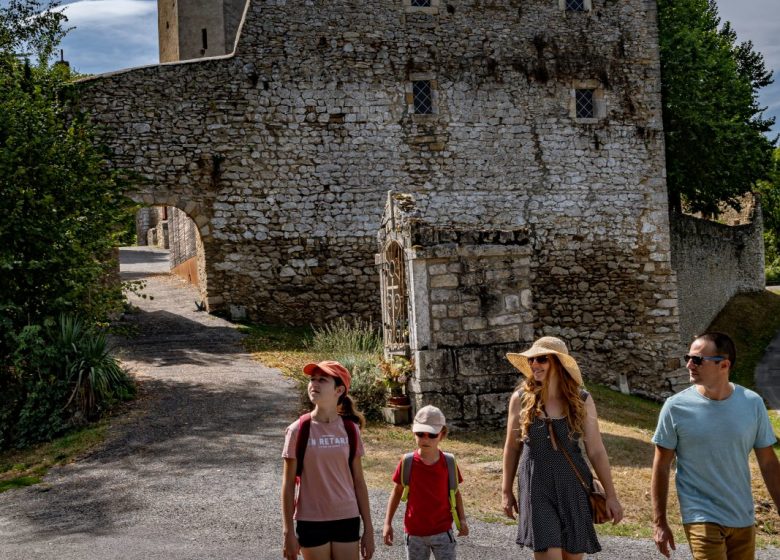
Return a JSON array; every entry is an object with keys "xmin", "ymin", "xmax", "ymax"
[{"xmin": 296, "ymin": 517, "xmax": 361, "ymax": 548}]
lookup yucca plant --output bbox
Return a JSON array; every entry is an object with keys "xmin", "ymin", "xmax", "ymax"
[{"xmin": 57, "ymin": 315, "xmax": 134, "ymax": 420}]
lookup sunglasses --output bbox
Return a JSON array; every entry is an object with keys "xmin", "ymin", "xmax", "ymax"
[
  {"xmin": 527, "ymin": 356, "xmax": 549, "ymax": 365},
  {"xmin": 414, "ymin": 432, "xmax": 441, "ymax": 439},
  {"xmin": 684, "ymin": 354, "xmax": 726, "ymax": 366}
]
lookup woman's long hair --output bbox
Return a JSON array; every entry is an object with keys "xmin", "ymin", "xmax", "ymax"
[
  {"xmin": 335, "ymin": 378, "xmax": 366, "ymax": 429},
  {"xmin": 516, "ymin": 355, "xmax": 585, "ymax": 441}
]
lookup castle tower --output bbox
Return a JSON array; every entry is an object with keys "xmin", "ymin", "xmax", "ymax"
[{"xmin": 157, "ymin": 0, "xmax": 246, "ymax": 62}]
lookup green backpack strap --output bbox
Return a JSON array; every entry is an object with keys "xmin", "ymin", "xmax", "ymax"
[
  {"xmin": 400, "ymin": 452, "xmax": 414, "ymax": 502},
  {"xmin": 443, "ymin": 452, "xmax": 461, "ymax": 531}
]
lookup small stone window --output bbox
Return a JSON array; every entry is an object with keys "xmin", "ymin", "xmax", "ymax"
[
  {"xmin": 404, "ymin": 0, "xmax": 439, "ymax": 14},
  {"xmin": 575, "ymin": 89, "xmax": 594, "ymax": 119},
  {"xmin": 559, "ymin": 0, "xmax": 592, "ymax": 12},
  {"xmin": 413, "ymin": 80, "xmax": 433, "ymax": 114},
  {"xmin": 570, "ymin": 80, "xmax": 605, "ymax": 122}
]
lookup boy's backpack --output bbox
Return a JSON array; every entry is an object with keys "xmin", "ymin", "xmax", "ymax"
[
  {"xmin": 399, "ymin": 451, "xmax": 461, "ymax": 530},
  {"xmin": 294, "ymin": 412, "xmax": 358, "ymax": 481}
]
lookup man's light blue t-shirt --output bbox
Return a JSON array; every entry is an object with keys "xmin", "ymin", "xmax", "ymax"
[{"xmin": 652, "ymin": 384, "xmax": 776, "ymax": 527}]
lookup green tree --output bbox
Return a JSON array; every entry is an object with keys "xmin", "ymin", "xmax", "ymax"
[
  {"xmin": 658, "ymin": 0, "xmax": 776, "ymax": 214},
  {"xmin": 1, "ymin": 0, "xmax": 134, "ymax": 329},
  {"xmin": 1, "ymin": 0, "xmax": 136, "ymax": 448},
  {"xmin": 756, "ymin": 148, "xmax": 780, "ymax": 279}
]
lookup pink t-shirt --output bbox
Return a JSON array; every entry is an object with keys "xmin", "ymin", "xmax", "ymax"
[{"xmin": 282, "ymin": 416, "xmax": 365, "ymax": 521}]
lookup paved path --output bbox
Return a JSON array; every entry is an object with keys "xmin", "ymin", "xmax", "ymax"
[{"xmin": 0, "ymin": 246, "xmax": 777, "ymax": 559}]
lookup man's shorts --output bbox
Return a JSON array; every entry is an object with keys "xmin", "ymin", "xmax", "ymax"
[
  {"xmin": 296, "ymin": 517, "xmax": 360, "ymax": 548},
  {"xmin": 683, "ymin": 522, "xmax": 755, "ymax": 560}
]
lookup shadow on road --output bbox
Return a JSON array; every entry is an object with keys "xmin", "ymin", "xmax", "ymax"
[{"xmin": 4, "ymin": 375, "xmax": 294, "ymax": 540}]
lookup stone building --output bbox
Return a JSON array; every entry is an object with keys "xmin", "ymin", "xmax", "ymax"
[{"xmin": 76, "ymin": 0, "xmax": 763, "ymax": 422}]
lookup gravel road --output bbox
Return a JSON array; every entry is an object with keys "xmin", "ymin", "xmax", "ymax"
[{"xmin": 0, "ymin": 247, "xmax": 776, "ymax": 559}]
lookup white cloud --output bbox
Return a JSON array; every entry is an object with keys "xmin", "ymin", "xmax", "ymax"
[
  {"xmin": 56, "ymin": 0, "xmax": 156, "ymax": 25},
  {"xmin": 716, "ymin": 0, "xmax": 780, "ymax": 135},
  {"xmin": 55, "ymin": 0, "xmax": 158, "ymax": 74}
]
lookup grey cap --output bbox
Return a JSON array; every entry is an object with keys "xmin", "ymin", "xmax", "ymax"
[{"xmin": 412, "ymin": 405, "xmax": 446, "ymax": 434}]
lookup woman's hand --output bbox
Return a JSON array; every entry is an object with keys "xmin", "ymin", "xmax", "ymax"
[
  {"xmin": 502, "ymin": 490, "xmax": 518, "ymax": 520},
  {"xmin": 282, "ymin": 531, "xmax": 299, "ymax": 560},
  {"xmin": 361, "ymin": 529, "xmax": 375, "ymax": 559},
  {"xmin": 606, "ymin": 495, "xmax": 624, "ymax": 524}
]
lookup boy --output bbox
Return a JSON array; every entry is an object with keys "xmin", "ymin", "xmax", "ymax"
[{"xmin": 383, "ymin": 405, "xmax": 469, "ymax": 560}]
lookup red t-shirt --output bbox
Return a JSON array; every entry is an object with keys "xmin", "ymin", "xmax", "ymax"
[{"xmin": 392, "ymin": 450, "xmax": 463, "ymax": 536}]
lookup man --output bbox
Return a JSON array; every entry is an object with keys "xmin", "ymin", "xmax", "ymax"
[{"xmin": 651, "ymin": 332, "xmax": 780, "ymax": 559}]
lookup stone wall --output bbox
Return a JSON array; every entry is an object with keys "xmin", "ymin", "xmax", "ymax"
[
  {"xmin": 671, "ymin": 208, "xmax": 765, "ymax": 345},
  {"xmin": 78, "ymin": 0, "xmax": 685, "ymax": 399},
  {"xmin": 135, "ymin": 207, "xmax": 161, "ymax": 246},
  {"xmin": 169, "ymin": 206, "xmax": 199, "ymax": 267}
]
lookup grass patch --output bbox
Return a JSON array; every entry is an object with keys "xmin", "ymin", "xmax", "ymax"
[
  {"xmin": 708, "ymin": 290, "xmax": 780, "ymax": 389},
  {"xmin": 0, "ymin": 422, "xmax": 108, "ymax": 493},
  {"xmin": 240, "ymin": 323, "xmax": 315, "ymax": 377}
]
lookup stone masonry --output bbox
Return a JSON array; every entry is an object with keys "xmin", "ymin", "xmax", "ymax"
[{"xmin": 76, "ymin": 0, "xmax": 694, "ymax": 409}]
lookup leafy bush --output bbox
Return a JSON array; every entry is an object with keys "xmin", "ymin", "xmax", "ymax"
[
  {"xmin": 0, "ymin": 315, "xmax": 134, "ymax": 450},
  {"xmin": 337, "ymin": 354, "xmax": 387, "ymax": 421},
  {"xmin": 307, "ymin": 317, "xmax": 382, "ymax": 356},
  {"xmin": 766, "ymin": 265, "xmax": 780, "ymax": 286},
  {"xmin": 0, "ymin": 2, "xmax": 137, "ymax": 450},
  {"xmin": 286, "ymin": 318, "xmax": 387, "ymax": 419}
]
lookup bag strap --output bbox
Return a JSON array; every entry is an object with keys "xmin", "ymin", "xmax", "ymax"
[
  {"xmin": 400, "ymin": 452, "xmax": 415, "ymax": 502},
  {"xmin": 543, "ymin": 415, "xmax": 590, "ymax": 493},
  {"xmin": 295, "ymin": 413, "xmax": 312, "ymax": 478},
  {"xmin": 443, "ymin": 452, "xmax": 461, "ymax": 531}
]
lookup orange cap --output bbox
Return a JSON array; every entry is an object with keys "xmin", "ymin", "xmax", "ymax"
[{"xmin": 303, "ymin": 360, "xmax": 351, "ymax": 392}]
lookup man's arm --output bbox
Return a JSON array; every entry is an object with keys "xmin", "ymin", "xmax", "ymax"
[
  {"xmin": 651, "ymin": 445, "xmax": 676, "ymax": 558},
  {"xmin": 755, "ymin": 446, "xmax": 780, "ymax": 514}
]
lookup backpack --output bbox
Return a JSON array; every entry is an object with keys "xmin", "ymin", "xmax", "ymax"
[
  {"xmin": 294, "ymin": 412, "xmax": 358, "ymax": 481},
  {"xmin": 399, "ymin": 451, "xmax": 461, "ymax": 530}
]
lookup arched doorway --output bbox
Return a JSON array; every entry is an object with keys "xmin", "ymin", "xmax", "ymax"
[{"xmin": 133, "ymin": 201, "xmax": 210, "ymax": 307}]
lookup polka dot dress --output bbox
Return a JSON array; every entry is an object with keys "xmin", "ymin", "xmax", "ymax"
[{"xmin": 516, "ymin": 403, "xmax": 601, "ymax": 554}]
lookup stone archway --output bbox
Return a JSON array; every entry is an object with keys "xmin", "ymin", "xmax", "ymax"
[{"xmin": 130, "ymin": 194, "xmax": 213, "ymax": 312}]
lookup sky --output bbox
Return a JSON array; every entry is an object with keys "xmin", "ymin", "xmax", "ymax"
[{"xmin": 16, "ymin": 0, "xmax": 780, "ymax": 138}]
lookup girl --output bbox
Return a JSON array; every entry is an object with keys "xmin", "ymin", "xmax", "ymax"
[
  {"xmin": 281, "ymin": 360, "xmax": 375, "ymax": 560},
  {"xmin": 501, "ymin": 337, "xmax": 624, "ymax": 560}
]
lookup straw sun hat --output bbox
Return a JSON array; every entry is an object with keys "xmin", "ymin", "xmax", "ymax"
[{"xmin": 506, "ymin": 336, "xmax": 583, "ymax": 385}]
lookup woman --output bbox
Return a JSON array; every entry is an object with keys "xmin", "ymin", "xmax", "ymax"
[
  {"xmin": 281, "ymin": 360, "xmax": 375, "ymax": 560},
  {"xmin": 501, "ymin": 337, "xmax": 623, "ymax": 560}
]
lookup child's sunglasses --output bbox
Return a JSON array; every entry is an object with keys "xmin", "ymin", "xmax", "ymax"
[{"xmin": 414, "ymin": 431, "xmax": 441, "ymax": 439}]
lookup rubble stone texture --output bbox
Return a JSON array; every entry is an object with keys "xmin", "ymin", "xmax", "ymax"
[{"xmin": 75, "ymin": 1, "xmax": 763, "ymax": 414}]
